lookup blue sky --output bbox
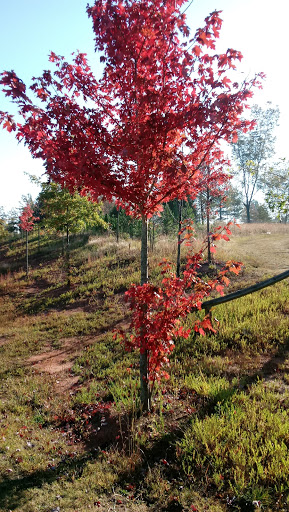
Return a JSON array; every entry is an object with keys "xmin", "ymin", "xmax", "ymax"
[{"xmin": 0, "ymin": 0, "xmax": 288, "ymax": 212}]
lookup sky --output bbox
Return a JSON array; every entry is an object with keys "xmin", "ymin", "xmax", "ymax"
[{"xmin": 0, "ymin": 0, "xmax": 288, "ymax": 214}]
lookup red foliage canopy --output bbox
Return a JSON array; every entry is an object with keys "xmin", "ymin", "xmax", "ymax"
[
  {"xmin": 0, "ymin": 1, "xmax": 263, "ymax": 217},
  {"xmin": 19, "ymin": 204, "xmax": 38, "ymax": 232}
]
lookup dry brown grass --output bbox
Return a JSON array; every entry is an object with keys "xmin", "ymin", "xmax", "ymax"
[
  {"xmin": 151, "ymin": 223, "xmax": 289, "ymax": 285},
  {"xmin": 230, "ymin": 222, "xmax": 289, "ymax": 237},
  {"xmin": 214, "ymin": 223, "xmax": 289, "ymax": 281}
]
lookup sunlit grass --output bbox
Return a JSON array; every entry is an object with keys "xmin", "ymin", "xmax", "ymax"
[{"xmin": 179, "ymin": 380, "xmax": 289, "ymax": 508}]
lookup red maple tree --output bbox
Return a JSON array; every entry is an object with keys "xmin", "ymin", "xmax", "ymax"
[
  {"xmin": 19, "ymin": 204, "xmax": 37, "ymax": 232},
  {"xmin": 0, "ymin": 0, "xmax": 263, "ymax": 408},
  {"xmin": 19, "ymin": 204, "xmax": 39, "ymax": 277}
]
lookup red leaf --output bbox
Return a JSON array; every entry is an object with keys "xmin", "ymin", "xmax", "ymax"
[
  {"xmin": 193, "ymin": 45, "xmax": 201, "ymax": 56},
  {"xmin": 215, "ymin": 284, "xmax": 224, "ymax": 295},
  {"xmin": 222, "ymin": 234, "xmax": 230, "ymax": 241}
]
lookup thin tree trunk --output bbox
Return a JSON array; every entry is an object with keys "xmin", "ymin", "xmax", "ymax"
[
  {"xmin": 245, "ymin": 202, "xmax": 251, "ymax": 223},
  {"xmin": 206, "ymin": 187, "xmax": 211, "ymax": 264},
  {"xmin": 149, "ymin": 218, "xmax": 155, "ymax": 252},
  {"xmin": 38, "ymin": 225, "xmax": 40, "ymax": 253},
  {"xmin": 26, "ymin": 231, "xmax": 29, "ymax": 278},
  {"xmin": 116, "ymin": 208, "xmax": 120, "ymax": 243},
  {"xmin": 140, "ymin": 214, "xmax": 150, "ymax": 411},
  {"xmin": 130, "ymin": 219, "xmax": 134, "ymax": 239},
  {"xmin": 200, "ymin": 195, "xmax": 204, "ymax": 225},
  {"xmin": 66, "ymin": 223, "xmax": 70, "ymax": 287},
  {"xmin": 176, "ymin": 199, "xmax": 183, "ymax": 278}
]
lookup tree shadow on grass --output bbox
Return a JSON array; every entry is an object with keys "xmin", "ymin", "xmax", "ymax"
[
  {"xmin": 0, "ymin": 452, "xmax": 94, "ymax": 511},
  {"xmin": 0, "ymin": 395, "xmax": 199, "ymax": 511},
  {"xmin": 224, "ymin": 336, "xmax": 289, "ymax": 390}
]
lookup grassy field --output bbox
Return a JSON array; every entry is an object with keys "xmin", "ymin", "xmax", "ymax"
[{"xmin": 0, "ymin": 223, "xmax": 288, "ymax": 511}]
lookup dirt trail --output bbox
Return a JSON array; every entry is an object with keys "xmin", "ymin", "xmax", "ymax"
[
  {"xmin": 28, "ymin": 334, "xmax": 96, "ymax": 393},
  {"xmin": 27, "ymin": 320, "xmax": 129, "ymax": 394}
]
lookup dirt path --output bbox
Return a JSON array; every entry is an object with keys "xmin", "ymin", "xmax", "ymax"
[
  {"xmin": 28, "ymin": 335, "xmax": 94, "ymax": 393},
  {"xmin": 27, "ymin": 320, "xmax": 129, "ymax": 395}
]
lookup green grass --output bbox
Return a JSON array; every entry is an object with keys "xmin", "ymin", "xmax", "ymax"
[
  {"xmin": 179, "ymin": 380, "xmax": 289, "ymax": 509},
  {"xmin": 0, "ymin": 225, "xmax": 288, "ymax": 511}
]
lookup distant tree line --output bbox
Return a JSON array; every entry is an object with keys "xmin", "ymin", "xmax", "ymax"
[{"xmin": 0, "ymin": 181, "xmax": 285, "ymax": 247}]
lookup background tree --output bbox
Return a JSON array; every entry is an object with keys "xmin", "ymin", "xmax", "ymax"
[
  {"xmin": 0, "ymin": 219, "xmax": 7, "ymax": 239},
  {"xmin": 157, "ymin": 198, "xmax": 196, "ymax": 277},
  {"xmin": 219, "ymin": 184, "xmax": 244, "ymax": 222},
  {"xmin": 6, "ymin": 209, "xmax": 20, "ymax": 237},
  {"xmin": 232, "ymin": 103, "xmax": 279, "ymax": 223},
  {"xmin": 105, "ymin": 204, "xmax": 142, "ymax": 241},
  {"xmin": 0, "ymin": 208, "xmax": 8, "ymax": 239},
  {"xmin": 0, "ymin": 1, "xmax": 262, "ymax": 409},
  {"xmin": 38, "ymin": 181, "xmax": 107, "ymax": 243},
  {"xmin": 38, "ymin": 181, "xmax": 107, "ymax": 282},
  {"xmin": 160, "ymin": 201, "xmax": 181, "ymax": 236},
  {"xmin": 19, "ymin": 204, "xmax": 38, "ymax": 277},
  {"xmin": 197, "ymin": 164, "xmax": 231, "ymax": 263},
  {"xmin": 264, "ymin": 160, "xmax": 289, "ymax": 222},
  {"xmin": 240, "ymin": 199, "xmax": 272, "ymax": 223}
]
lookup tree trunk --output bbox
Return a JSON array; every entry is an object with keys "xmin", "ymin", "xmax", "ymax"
[
  {"xmin": 116, "ymin": 208, "xmax": 120, "ymax": 243},
  {"xmin": 26, "ymin": 231, "xmax": 29, "ymax": 278},
  {"xmin": 66, "ymin": 223, "xmax": 71, "ymax": 287},
  {"xmin": 206, "ymin": 187, "xmax": 211, "ymax": 264},
  {"xmin": 149, "ymin": 218, "xmax": 155, "ymax": 252},
  {"xmin": 176, "ymin": 199, "xmax": 183, "ymax": 278},
  {"xmin": 245, "ymin": 202, "xmax": 251, "ymax": 223},
  {"xmin": 140, "ymin": 214, "xmax": 150, "ymax": 411},
  {"xmin": 152, "ymin": 218, "xmax": 155, "ymax": 252},
  {"xmin": 38, "ymin": 225, "xmax": 40, "ymax": 253},
  {"xmin": 200, "ymin": 195, "xmax": 204, "ymax": 225},
  {"xmin": 130, "ymin": 219, "xmax": 134, "ymax": 239}
]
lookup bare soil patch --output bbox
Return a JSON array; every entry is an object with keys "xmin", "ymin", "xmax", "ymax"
[
  {"xmin": 26, "ymin": 318, "xmax": 129, "ymax": 394},
  {"xmin": 27, "ymin": 335, "xmax": 95, "ymax": 393}
]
